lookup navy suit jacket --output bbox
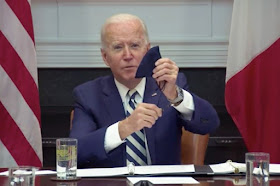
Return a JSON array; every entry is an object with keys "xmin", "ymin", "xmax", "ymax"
[{"xmin": 69, "ymin": 73, "xmax": 219, "ymax": 168}]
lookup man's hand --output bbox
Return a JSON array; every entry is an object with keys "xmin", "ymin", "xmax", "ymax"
[
  {"xmin": 119, "ymin": 103, "xmax": 162, "ymax": 140},
  {"xmin": 152, "ymin": 58, "xmax": 179, "ymax": 100}
]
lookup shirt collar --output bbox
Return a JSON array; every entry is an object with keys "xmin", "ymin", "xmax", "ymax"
[{"xmin": 114, "ymin": 78, "xmax": 146, "ymax": 102}]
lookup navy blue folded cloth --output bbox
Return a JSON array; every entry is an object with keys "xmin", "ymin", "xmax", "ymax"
[{"xmin": 135, "ymin": 46, "xmax": 161, "ymax": 78}]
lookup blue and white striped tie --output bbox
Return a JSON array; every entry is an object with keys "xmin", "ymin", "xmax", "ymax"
[{"xmin": 126, "ymin": 89, "xmax": 148, "ymax": 166}]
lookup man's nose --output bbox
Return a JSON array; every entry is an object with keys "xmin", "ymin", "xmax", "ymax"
[{"xmin": 123, "ymin": 46, "xmax": 132, "ymax": 58}]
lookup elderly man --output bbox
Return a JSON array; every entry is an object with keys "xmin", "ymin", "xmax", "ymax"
[{"xmin": 70, "ymin": 13, "xmax": 219, "ymax": 168}]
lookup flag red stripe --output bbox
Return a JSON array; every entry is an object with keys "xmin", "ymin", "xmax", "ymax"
[
  {"xmin": 0, "ymin": 32, "xmax": 41, "ymax": 124},
  {"xmin": 5, "ymin": 0, "xmax": 35, "ymax": 42},
  {"xmin": 225, "ymin": 38, "xmax": 280, "ymax": 163},
  {"xmin": 0, "ymin": 102, "xmax": 41, "ymax": 166}
]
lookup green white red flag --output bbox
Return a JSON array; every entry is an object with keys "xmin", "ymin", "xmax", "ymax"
[{"xmin": 225, "ymin": 0, "xmax": 280, "ymax": 163}]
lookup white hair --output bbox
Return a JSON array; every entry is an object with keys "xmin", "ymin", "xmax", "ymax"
[{"xmin": 100, "ymin": 13, "xmax": 149, "ymax": 49}]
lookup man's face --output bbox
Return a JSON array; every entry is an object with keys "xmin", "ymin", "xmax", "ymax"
[{"xmin": 101, "ymin": 20, "xmax": 150, "ymax": 86}]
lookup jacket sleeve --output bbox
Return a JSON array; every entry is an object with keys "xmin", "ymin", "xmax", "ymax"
[{"xmin": 177, "ymin": 73, "xmax": 220, "ymax": 134}]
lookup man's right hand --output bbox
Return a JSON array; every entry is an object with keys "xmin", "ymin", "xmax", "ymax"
[{"xmin": 118, "ymin": 103, "xmax": 162, "ymax": 140}]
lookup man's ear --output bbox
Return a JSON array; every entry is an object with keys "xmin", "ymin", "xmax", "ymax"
[
  {"xmin": 101, "ymin": 48, "xmax": 109, "ymax": 67},
  {"xmin": 146, "ymin": 43, "xmax": 151, "ymax": 52}
]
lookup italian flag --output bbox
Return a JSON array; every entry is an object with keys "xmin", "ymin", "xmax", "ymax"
[{"xmin": 225, "ymin": 0, "xmax": 280, "ymax": 163}]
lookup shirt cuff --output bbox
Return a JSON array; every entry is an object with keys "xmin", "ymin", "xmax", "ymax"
[
  {"xmin": 104, "ymin": 122, "xmax": 125, "ymax": 153},
  {"xmin": 173, "ymin": 89, "xmax": 194, "ymax": 120}
]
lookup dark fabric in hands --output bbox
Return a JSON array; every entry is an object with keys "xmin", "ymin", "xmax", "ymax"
[{"xmin": 135, "ymin": 46, "xmax": 161, "ymax": 78}]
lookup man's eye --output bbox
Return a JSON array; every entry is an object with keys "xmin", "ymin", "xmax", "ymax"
[
  {"xmin": 113, "ymin": 45, "xmax": 122, "ymax": 50},
  {"xmin": 131, "ymin": 44, "xmax": 140, "ymax": 48}
]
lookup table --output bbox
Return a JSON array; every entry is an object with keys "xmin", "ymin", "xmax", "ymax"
[
  {"xmin": 2, "ymin": 175, "xmax": 280, "ymax": 186},
  {"xmin": 2, "ymin": 165, "xmax": 280, "ymax": 186}
]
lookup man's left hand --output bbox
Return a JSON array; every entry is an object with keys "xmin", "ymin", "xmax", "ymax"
[{"xmin": 152, "ymin": 58, "xmax": 179, "ymax": 100}]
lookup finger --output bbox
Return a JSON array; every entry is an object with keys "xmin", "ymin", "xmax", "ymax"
[
  {"xmin": 155, "ymin": 74, "xmax": 177, "ymax": 83},
  {"xmin": 153, "ymin": 68, "xmax": 177, "ymax": 79},
  {"xmin": 152, "ymin": 105, "xmax": 163, "ymax": 117},
  {"xmin": 153, "ymin": 63, "xmax": 178, "ymax": 79},
  {"xmin": 129, "ymin": 112, "xmax": 155, "ymax": 130},
  {"xmin": 138, "ymin": 103, "xmax": 162, "ymax": 117},
  {"xmin": 141, "ymin": 114, "xmax": 157, "ymax": 127},
  {"xmin": 137, "ymin": 106, "xmax": 160, "ymax": 121},
  {"xmin": 154, "ymin": 61, "xmax": 174, "ymax": 73},
  {"xmin": 155, "ymin": 58, "xmax": 175, "ymax": 66}
]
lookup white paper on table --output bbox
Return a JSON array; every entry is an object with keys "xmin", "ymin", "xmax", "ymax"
[
  {"xmin": 2, "ymin": 165, "xmax": 194, "ymax": 178},
  {"xmin": 77, "ymin": 167, "xmax": 128, "ymax": 177},
  {"xmin": 35, "ymin": 170, "xmax": 56, "ymax": 175},
  {"xmin": 269, "ymin": 164, "xmax": 280, "ymax": 174},
  {"xmin": 0, "ymin": 170, "xmax": 56, "ymax": 176},
  {"xmin": 127, "ymin": 177, "xmax": 199, "ymax": 184},
  {"xmin": 134, "ymin": 165, "xmax": 194, "ymax": 175},
  {"xmin": 77, "ymin": 165, "xmax": 194, "ymax": 177},
  {"xmin": 210, "ymin": 163, "xmax": 280, "ymax": 175},
  {"xmin": 0, "ymin": 171, "xmax": 8, "ymax": 176},
  {"xmin": 210, "ymin": 162, "xmax": 246, "ymax": 174}
]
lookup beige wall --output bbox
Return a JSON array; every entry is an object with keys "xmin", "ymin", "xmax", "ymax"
[{"xmin": 32, "ymin": 0, "xmax": 233, "ymax": 68}]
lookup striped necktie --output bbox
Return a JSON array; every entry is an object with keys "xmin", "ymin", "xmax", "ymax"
[{"xmin": 126, "ymin": 89, "xmax": 148, "ymax": 166}]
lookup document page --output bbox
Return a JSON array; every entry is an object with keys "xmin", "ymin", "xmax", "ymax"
[
  {"xmin": 269, "ymin": 164, "xmax": 280, "ymax": 174},
  {"xmin": 76, "ymin": 164, "xmax": 194, "ymax": 177},
  {"xmin": 127, "ymin": 176, "xmax": 199, "ymax": 184},
  {"xmin": 210, "ymin": 162, "xmax": 246, "ymax": 174},
  {"xmin": 0, "ymin": 170, "xmax": 56, "ymax": 176},
  {"xmin": 134, "ymin": 164, "xmax": 195, "ymax": 175},
  {"xmin": 77, "ymin": 167, "xmax": 128, "ymax": 177}
]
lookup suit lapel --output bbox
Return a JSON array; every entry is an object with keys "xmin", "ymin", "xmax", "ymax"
[
  {"xmin": 143, "ymin": 77, "xmax": 161, "ymax": 106},
  {"xmin": 102, "ymin": 76, "xmax": 126, "ymax": 125},
  {"xmin": 143, "ymin": 78, "xmax": 162, "ymax": 164}
]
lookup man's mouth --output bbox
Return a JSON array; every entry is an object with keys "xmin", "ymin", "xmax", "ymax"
[{"xmin": 124, "ymin": 66, "xmax": 137, "ymax": 70}]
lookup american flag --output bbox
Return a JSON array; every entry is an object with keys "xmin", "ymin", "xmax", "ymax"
[{"xmin": 0, "ymin": 0, "xmax": 43, "ymax": 167}]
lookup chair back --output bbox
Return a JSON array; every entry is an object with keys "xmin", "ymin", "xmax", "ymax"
[{"xmin": 181, "ymin": 129, "xmax": 209, "ymax": 165}]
